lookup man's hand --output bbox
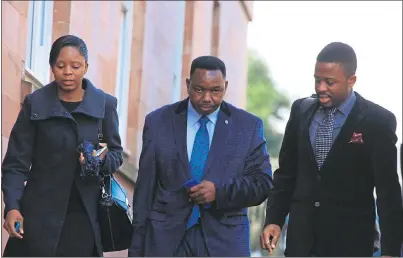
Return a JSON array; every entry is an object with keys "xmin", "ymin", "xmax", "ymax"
[
  {"xmin": 189, "ymin": 180, "xmax": 216, "ymax": 204},
  {"xmin": 3, "ymin": 209, "xmax": 24, "ymax": 239},
  {"xmin": 260, "ymin": 224, "xmax": 281, "ymax": 255}
]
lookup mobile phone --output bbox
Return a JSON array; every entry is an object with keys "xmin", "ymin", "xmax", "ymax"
[
  {"xmin": 183, "ymin": 178, "xmax": 199, "ymax": 189},
  {"xmin": 15, "ymin": 221, "xmax": 20, "ymax": 233},
  {"xmin": 95, "ymin": 146, "xmax": 108, "ymax": 157},
  {"xmin": 184, "ymin": 179, "xmax": 212, "ymax": 209}
]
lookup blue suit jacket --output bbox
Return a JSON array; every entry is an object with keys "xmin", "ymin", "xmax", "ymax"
[{"xmin": 128, "ymin": 99, "xmax": 273, "ymax": 257}]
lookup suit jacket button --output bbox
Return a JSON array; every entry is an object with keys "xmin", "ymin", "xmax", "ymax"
[
  {"xmin": 32, "ymin": 113, "xmax": 38, "ymax": 118},
  {"xmin": 316, "ymin": 175, "xmax": 321, "ymax": 181},
  {"xmin": 63, "ymin": 112, "xmax": 69, "ymax": 116},
  {"xmin": 314, "ymin": 201, "xmax": 320, "ymax": 207}
]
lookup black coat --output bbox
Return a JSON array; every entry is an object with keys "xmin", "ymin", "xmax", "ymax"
[
  {"xmin": 1, "ymin": 79, "xmax": 123, "ymax": 256},
  {"xmin": 265, "ymin": 92, "xmax": 403, "ymax": 256}
]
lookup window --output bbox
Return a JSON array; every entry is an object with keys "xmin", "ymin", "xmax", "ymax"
[
  {"xmin": 25, "ymin": 0, "xmax": 54, "ymax": 86},
  {"xmin": 115, "ymin": 2, "xmax": 134, "ymax": 150}
]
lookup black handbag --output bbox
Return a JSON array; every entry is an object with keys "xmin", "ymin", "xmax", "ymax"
[{"xmin": 97, "ymin": 117, "xmax": 133, "ymax": 252}]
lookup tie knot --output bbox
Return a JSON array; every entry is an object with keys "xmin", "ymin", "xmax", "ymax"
[
  {"xmin": 199, "ymin": 116, "xmax": 209, "ymax": 126},
  {"xmin": 325, "ymin": 108, "xmax": 337, "ymax": 116}
]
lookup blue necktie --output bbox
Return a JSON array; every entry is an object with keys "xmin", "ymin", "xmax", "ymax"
[{"xmin": 187, "ymin": 116, "xmax": 210, "ymax": 229}]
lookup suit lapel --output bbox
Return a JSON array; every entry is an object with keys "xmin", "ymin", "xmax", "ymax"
[
  {"xmin": 202, "ymin": 109, "xmax": 230, "ymax": 179},
  {"xmin": 173, "ymin": 100, "xmax": 191, "ymax": 178},
  {"xmin": 322, "ymin": 93, "xmax": 367, "ymax": 169},
  {"xmin": 301, "ymin": 100, "xmax": 320, "ymax": 169}
]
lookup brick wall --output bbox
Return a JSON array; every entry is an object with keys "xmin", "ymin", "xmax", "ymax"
[
  {"xmin": 135, "ymin": 1, "xmax": 188, "ymax": 167},
  {"xmin": 2, "ymin": 1, "xmax": 29, "ymax": 139},
  {"xmin": 69, "ymin": 1, "xmax": 121, "ymax": 95},
  {"xmin": 179, "ymin": 1, "xmax": 253, "ymax": 110},
  {"xmin": 218, "ymin": 1, "xmax": 251, "ymax": 109},
  {"xmin": 126, "ymin": 1, "xmax": 147, "ymax": 166}
]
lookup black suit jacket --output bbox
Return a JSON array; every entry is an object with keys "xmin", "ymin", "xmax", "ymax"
[
  {"xmin": 401, "ymin": 143, "xmax": 403, "ymax": 196},
  {"xmin": 265, "ymin": 92, "xmax": 403, "ymax": 256}
]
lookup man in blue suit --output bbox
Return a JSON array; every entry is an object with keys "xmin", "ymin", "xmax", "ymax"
[{"xmin": 128, "ymin": 56, "xmax": 273, "ymax": 257}]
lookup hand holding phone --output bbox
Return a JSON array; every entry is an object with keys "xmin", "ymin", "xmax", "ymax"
[
  {"xmin": 5, "ymin": 210, "xmax": 24, "ymax": 239},
  {"xmin": 184, "ymin": 179, "xmax": 212, "ymax": 209}
]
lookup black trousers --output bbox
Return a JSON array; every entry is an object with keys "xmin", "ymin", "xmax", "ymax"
[{"xmin": 174, "ymin": 224, "xmax": 210, "ymax": 257}]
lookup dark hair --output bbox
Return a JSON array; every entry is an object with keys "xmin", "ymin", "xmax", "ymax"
[
  {"xmin": 316, "ymin": 42, "xmax": 357, "ymax": 77},
  {"xmin": 49, "ymin": 35, "xmax": 88, "ymax": 67},
  {"xmin": 190, "ymin": 56, "xmax": 226, "ymax": 78}
]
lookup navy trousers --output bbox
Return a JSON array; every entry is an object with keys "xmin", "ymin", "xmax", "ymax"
[{"xmin": 174, "ymin": 224, "xmax": 210, "ymax": 257}]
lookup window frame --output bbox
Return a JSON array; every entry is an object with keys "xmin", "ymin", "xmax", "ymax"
[
  {"xmin": 25, "ymin": 0, "xmax": 54, "ymax": 87},
  {"xmin": 114, "ymin": 1, "xmax": 134, "ymax": 150}
]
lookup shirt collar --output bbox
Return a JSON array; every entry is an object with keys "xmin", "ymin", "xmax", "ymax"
[
  {"xmin": 187, "ymin": 100, "xmax": 220, "ymax": 126},
  {"xmin": 318, "ymin": 90, "xmax": 356, "ymax": 116},
  {"xmin": 336, "ymin": 90, "xmax": 356, "ymax": 115}
]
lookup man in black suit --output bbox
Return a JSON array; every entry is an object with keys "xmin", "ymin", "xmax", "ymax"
[{"xmin": 261, "ymin": 42, "xmax": 403, "ymax": 257}]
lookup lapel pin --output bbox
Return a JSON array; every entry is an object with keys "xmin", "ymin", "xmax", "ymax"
[{"xmin": 225, "ymin": 120, "xmax": 228, "ymax": 124}]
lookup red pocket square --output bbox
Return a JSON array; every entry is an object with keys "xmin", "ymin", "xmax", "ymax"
[{"xmin": 349, "ymin": 132, "xmax": 364, "ymax": 144}]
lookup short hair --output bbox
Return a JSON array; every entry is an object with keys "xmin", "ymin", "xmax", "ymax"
[
  {"xmin": 316, "ymin": 42, "xmax": 357, "ymax": 77},
  {"xmin": 190, "ymin": 56, "xmax": 226, "ymax": 78},
  {"xmin": 49, "ymin": 35, "xmax": 88, "ymax": 67}
]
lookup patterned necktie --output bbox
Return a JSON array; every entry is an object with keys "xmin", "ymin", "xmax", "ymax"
[
  {"xmin": 315, "ymin": 108, "xmax": 337, "ymax": 169},
  {"xmin": 187, "ymin": 116, "xmax": 210, "ymax": 229}
]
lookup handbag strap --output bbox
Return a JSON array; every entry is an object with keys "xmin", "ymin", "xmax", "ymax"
[
  {"xmin": 98, "ymin": 115, "xmax": 109, "ymax": 197},
  {"xmin": 96, "ymin": 91, "xmax": 111, "ymax": 198},
  {"xmin": 97, "ymin": 88, "xmax": 107, "ymax": 144},
  {"xmin": 97, "ymin": 118, "xmax": 104, "ymax": 143}
]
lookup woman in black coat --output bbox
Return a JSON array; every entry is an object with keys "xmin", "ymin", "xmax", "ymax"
[{"xmin": 1, "ymin": 35, "xmax": 123, "ymax": 256}]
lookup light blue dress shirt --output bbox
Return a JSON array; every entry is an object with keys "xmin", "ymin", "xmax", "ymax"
[
  {"xmin": 187, "ymin": 101, "xmax": 220, "ymax": 161},
  {"xmin": 309, "ymin": 91, "xmax": 357, "ymax": 152}
]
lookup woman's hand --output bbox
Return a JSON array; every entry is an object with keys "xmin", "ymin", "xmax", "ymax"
[
  {"xmin": 79, "ymin": 152, "xmax": 85, "ymax": 165},
  {"xmin": 3, "ymin": 209, "xmax": 24, "ymax": 239},
  {"xmin": 78, "ymin": 143, "xmax": 108, "ymax": 165}
]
